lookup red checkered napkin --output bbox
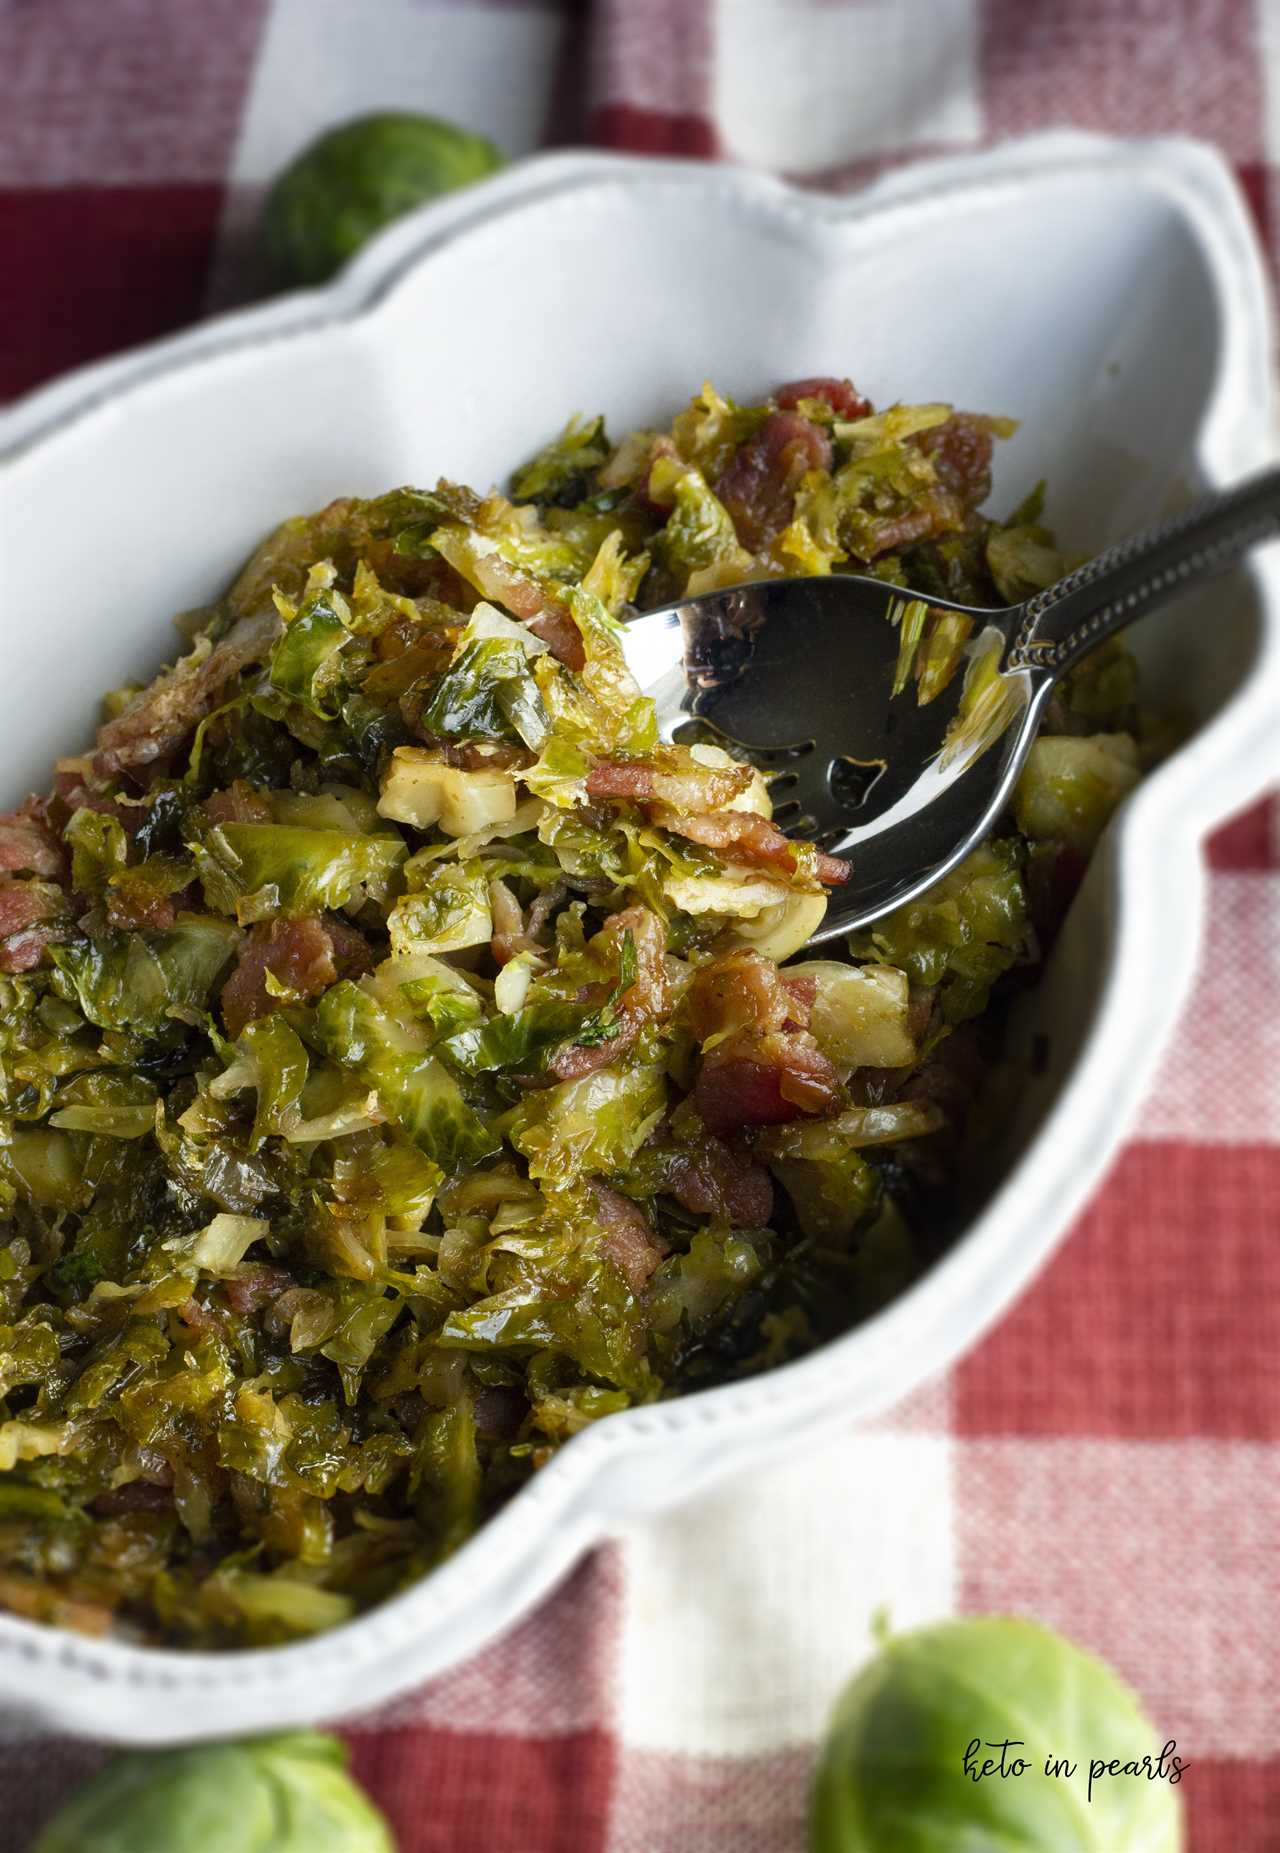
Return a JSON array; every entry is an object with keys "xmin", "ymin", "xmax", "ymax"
[{"xmin": 2, "ymin": 2, "xmax": 1277, "ymax": 1847}]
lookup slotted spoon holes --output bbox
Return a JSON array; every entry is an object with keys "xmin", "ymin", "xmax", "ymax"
[
  {"xmin": 778, "ymin": 811, "xmax": 820, "ymax": 839},
  {"xmin": 828, "ymin": 754, "xmax": 888, "ymax": 816}
]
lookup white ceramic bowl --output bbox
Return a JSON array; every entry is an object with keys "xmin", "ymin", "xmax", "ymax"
[{"xmin": 1, "ymin": 133, "xmax": 1276, "ymax": 1742}]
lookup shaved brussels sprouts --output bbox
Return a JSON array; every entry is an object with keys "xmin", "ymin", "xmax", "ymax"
[
  {"xmin": 378, "ymin": 751, "xmax": 519, "ymax": 836},
  {"xmin": 727, "ymin": 890, "xmax": 830, "ymax": 962},
  {"xmin": 0, "ymin": 373, "xmax": 1158, "ymax": 1647},
  {"xmin": 51, "ymin": 917, "xmax": 240, "ymax": 1031},
  {"xmin": 194, "ymin": 824, "xmax": 405, "ymax": 924},
  {"xmin": 786, "ymin": 961, "xmax": 916, "ymax": 1071},
  {"xmin": 313, "ymin": 981, "xmax": 498, "ymax": 1170},
  {"xmin": 1015, "ymin": 733, "xmax": 1142, "ymax": 855},
  {"xmin": 849, "ymin": 841, "xmax": 1030, "ymax": 1024}
]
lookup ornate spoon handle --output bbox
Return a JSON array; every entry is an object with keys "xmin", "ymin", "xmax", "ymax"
[{"xmin": 1004, "ymin": 468, "xmax": 1280, "ymax": 675}]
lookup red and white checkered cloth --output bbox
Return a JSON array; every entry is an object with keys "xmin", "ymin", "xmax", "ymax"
[{"xmin": 2, "ymin": 2, "xmax": 1278, "ymax": 1847}]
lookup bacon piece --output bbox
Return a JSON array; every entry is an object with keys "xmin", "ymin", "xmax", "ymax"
[
  {"xmin": 95, "ymin": 607, "xmax": 281, "ymax": 776},
  {"xmin": 586, "ymin": 757, "xmax": 751, "ymax": 812},
  {"xmin": 204, "ymin": 780, "xmax": 273, "ymax": 827},
  {"xmin": 688, "ymin": 947, "xmax": 790, "ymax": 1043},
  {"xmin": 650, "ymin": 1138, "xmax": 774, "ymax": 1227},
  {"xmin": 859, "ymin": 505, "xmax": 950, "ymax": 558},
  {"xmin": 0, "ymin": 803, "xmax": 63, "ymax": 878},
  {"xmin": 543, "ymin": 906, "xmax": 671, "ymax": 1083},
  {"xmin": 177, "ymin": 1296, "xmax": 217, "ymax": 1333},
  {"xmin": 781, "ymin": 975, "xmax": 817, "ymax": 1025},
  {"xmin": 648, "ymin": 802, "xmax": 850, "ymax": 886},
  {"xmin": 262, "ymin": 1285, "xmax": 330, "ymax": 1343},
  {"xmin": 914, "ymin": 412, "xmax": 994, "ymax": 512},
  {"xmin": 220, "ymin": 915, "xmax": 337, "ymax": 1038},
  {"xmin": 0, "ymin": 880, "xmax": 69, "ymax": 974},
  {"xmin": 715, "ymin": 411, "xmax": 832, "ymax": 551},
  {"xmin": 223, "ymin": 1263, "xmax": 294, "ymax": 1318},
  {"xmin": 440, "ymin": 527, "xmax": 586, "ymax": 670},
  {"xmin": 53, "ymin": 757, "xmax": 128, "ymax": 827},
  {"xmin": 468, "ymin": 553, "xmax": 544, "ymax": 622},
  {"xmin": 775, "ymin": 377, "xmax": 871, "ymax": 420},
  {"xmin": 694, "ymin": 1037, "xmax": 841, "ymax": 1135},
  {"xmin": 853, "ymin": 414, "xmax": 996, "ymax": 563},
  {"xmin": 544, "ymin": 1031, "xmax": 639, "ymax": 1084},
  {"xmin": 6, "ymin": 928, "xmax": 68, "ymax": 974},
  {"xmin": 526, "ymin": 603, "xmax": 585, "ymax": 671},
  {"xmin": 688, "ymin": 949, "xmax": 841, "ymax": 1136},
  {"xmin": 602, "ymin": 904, "xmax": 671, "ymax": 1019},
  {"xmin": 593, "ymin": 1182, "xmax": 666, "ymax": 1292},
  {"xmin": 694, "ymin": 1050, "xmax": 837, "ymax": 1135},
  {"xmin": 766, "ymin": 1038, "xmax": 840, "ymax": 1112},
  {"xmin": 323, "ymin": 913, "xmax": 375, "ymax": 978},
  {"xmin": 585, "ymin": 761, "xmax": 656, "ymax": 802}
]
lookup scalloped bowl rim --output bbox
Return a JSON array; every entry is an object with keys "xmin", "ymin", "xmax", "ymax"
[{"xmin": 0, "ymin": 132, "xmax": 1276, "ymax": 1739}]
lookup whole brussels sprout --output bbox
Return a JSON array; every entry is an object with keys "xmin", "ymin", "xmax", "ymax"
[
  {"xmin": 811, "ymin": 1618, "xmax": 1183, "ymax": 1852},
  {"xmin": 262, "ymin": 111, "xmax": 505, "ymax": 286},
  {"xmin": 35, "ymin": 1731, "xmax": 395, "ymax": 1853}
]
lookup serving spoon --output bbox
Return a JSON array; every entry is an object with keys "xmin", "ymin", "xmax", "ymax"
[{"xmin": 619, "ymin": 469, "xmax": 1280, "ymax": 942}]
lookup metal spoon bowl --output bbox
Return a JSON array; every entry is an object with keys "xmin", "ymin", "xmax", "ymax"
[{"xmin": 620, "ymin": 467, "xmax": 1280, "ymax": 943}]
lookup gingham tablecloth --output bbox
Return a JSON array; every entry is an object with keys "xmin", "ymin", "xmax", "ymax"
[{"xmin": 2, "ymin": 3, "xmax": 1278, "ymax": 1848}]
